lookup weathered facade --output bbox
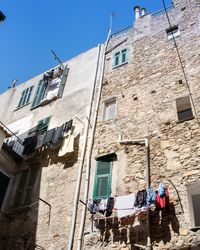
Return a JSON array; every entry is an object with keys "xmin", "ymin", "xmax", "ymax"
[
  {"xmin": 1, "ymin": 0, "xmax": 200, "ymax": 250},
  {"xmin": 0, "ymin": 45, "xmax": 103, "ymax": 249},
  {"xmin": 81, "ymin": 0, "xmax": 200, "ymax": 249}
]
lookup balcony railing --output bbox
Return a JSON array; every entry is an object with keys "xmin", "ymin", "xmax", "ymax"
[{"xmin": 0, "ymin": 121, "xmax": 24, "ymax": 156}]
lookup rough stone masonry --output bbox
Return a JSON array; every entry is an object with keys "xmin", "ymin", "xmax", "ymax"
[{"xmin": 83, "ymin": 0, "xmax": 200, "ymax": 249}]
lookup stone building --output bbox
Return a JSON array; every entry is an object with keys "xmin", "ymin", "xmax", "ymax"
[
  {"xmin": 0, "ymin": 45, "xmax": 104, "ymax": 249},
  {"xmin": 80, "ymin": 0, "xmax": 200, "ymax": 249},
  {"xmin": 1, "ymin": 0, "xmax": 200, "ymax": 250}
]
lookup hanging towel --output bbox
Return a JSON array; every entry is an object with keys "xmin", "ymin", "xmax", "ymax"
[
  {"xmin": 114, "ymin": 194, "xmax": 136, "ymax": 218},
  {"xmin": 52, "ymin": 125, "xmax": 64, "ymax": 144},
  {"xmin": 134, "ymin": 190, "xmax": 147, "ymax": 208},
  {"xmin": 58, "ymin": 130, "xmax": 74, "ymax": 157},
  {"xmin": 99, "ymin": 198, "xmax": 108, "ymax": 213},
  {"xmin": 35, "ymin": 133, "xmax": 46, "ymax": 149},
  {"xmin": 146, "ymin": 187, "xmax": 156, "ymax": 206},
  {"xmin": 43, "ymin": 128, "xmax": 55, "ymax": 146},
  {"xmin": 64, "ymin": 119, "xmax": 73, "ymax": 133}
]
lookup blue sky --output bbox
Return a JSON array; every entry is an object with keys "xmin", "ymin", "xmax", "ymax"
[{"xmin": 0, "ymin": 0, "xmax": 171, "ymax": 93}]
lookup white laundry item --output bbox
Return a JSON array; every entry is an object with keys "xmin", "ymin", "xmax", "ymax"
[
  {"xmin": 58, "ymin": 130, "xmax": 74, "ymax": 157},
  {"xmin": 114, "ymin": 194, "xmax": 136, "ymax": 218},
  {"xmin": 99, "ymin": 199, "xmax": 108, "ymax": 211}
]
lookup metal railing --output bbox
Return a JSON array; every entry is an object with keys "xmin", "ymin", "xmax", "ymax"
[
  {"xmin": 0, "ymin": 121, "xmax": 24, "ymax": 156},
  {"xmin": 152, "ymin": 5, "xmax": 174, "ymax": 17}
]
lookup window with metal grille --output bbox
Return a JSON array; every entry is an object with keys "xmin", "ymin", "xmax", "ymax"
[
  {"xmin": 176, "ymin": 96, "xmax": 193, "ymax": 122},
  {"xmin": 187, "ymin": 182, "xmax": 200, "ymax": 228},
  {"xmin": 17, "ymin": 86, "xmax": 33, "ymax": 108},
  {"xmin": 104, "ymin": 98, "xmax": 116, "ymax": 121},
  {"xmin": 166, "ymin": 25, "xmax": 180, "ymax": 40},
  {"xmin": 113, "ymin": 48, "xmax": 128, "ymax": 68},
  {"xmin": 93, "ymin": 161, "xmax": 112, "ymax": 199}
]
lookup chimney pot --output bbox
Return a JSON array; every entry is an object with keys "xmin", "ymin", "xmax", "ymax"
[
  {"xmin": 134, "ymin": 6, "xmax": 140, "ymax": 21},
  {"xmin": 141, "ymin": 8, "xmax": 146, "ymax": 16}
]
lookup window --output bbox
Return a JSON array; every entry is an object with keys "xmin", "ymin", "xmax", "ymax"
[
  {"xmin": 104, "ymin": 98, "xmax": 116, "ymax": 121},
  {"xmin": 37, "ymin": 116, "xmax": 51, "ymax": 134},
  {"xmin": 31, "ymin": 65, "xmax": 69, "ymax": 108},
  {"xmin": 113, "ymin": 49, "xmax": 128, "ymax": 68},
  {"xmin": 0, "ymin": 171, "xmax": 10, "ymax": 209},
  {"xmin": 176, "ymin": 96, "xmax": 193, "ymax": 122},
  {"xmin": 93, "ymin": 160, "xmax": 112, "ymax": 199},
  {"xmin": 166, "ymin": 25, "xmax": 180, "ymax": 40},
  {"xmin": 32, "ymin": 80, "xmax": 48, "ymax": 108},
  {"xmin": 17, "ymin": 86, "xmax": 33, "ymax": 108},
  {"xmin": 187, "ymin": 182, "xmax": 200, "ymax": 228},
  {"xmin": 13, "ymin": 167, "xmax": 39, "ymax": 208}
]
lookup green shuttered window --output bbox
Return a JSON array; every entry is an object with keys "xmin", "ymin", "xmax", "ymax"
[
  {"xmin": 93, "ymin": 161, "xmax": 112, "ymax": 199},
  {"xmin": 13, "ymin": 167, "xmax": 39, "ymax": 208},
  {"xmin": 37, "ymin": 116, "xmax": 51, "ymax": 134},
  {"xmin": 17, "ymin": 86, "xmax": 33, "ymax": 108},
  {"xmin": 113, "ymin": 48, "xmax": 128, "ymax": 68}
]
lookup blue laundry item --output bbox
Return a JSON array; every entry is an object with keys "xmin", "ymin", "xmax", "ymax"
[
  {"xmin": 158, "ymin": 182, "xmax": 166, "ymax": 198},
  {"xmin": 146, "ymin": 187, "xmax": 156, "ymax": 205}
]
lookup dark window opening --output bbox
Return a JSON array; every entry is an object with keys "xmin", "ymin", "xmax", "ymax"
[
  {"xmin": 166, "ymin": 25, "xmax": 180, "ymax": 40},
  {"xmin": 176, "ymin": 96, "xmax": 193, "ymax": 122},
  {"xmin": 0, "ymin": 171, "xmax": 9, "ymax": 209}
]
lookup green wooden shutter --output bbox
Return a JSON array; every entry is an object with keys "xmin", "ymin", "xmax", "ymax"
[
  {"xmin": 93, "ymin": 161, "xmax": 112, "ymax": 199},
  {"xmin": 32, "ymin": 80, "xmax": 48, "ymax": 108},
  {"xmin": 18, "ymin": 86, "xmax": 34, "ymax": 108},
  {"xmin": 58, "ymin": 65, "xmax": 69, "ymax": 97},
  {"xmin": 13, "ymin": 169, "xmax": 29, "ymax": 208},
  {"xmin": 24, "ymin": 167, "xmax": 38, "ymax": 206},
  {"xmin": 37, "ymin": 116, "xmax": 51, "ymax": 133}
]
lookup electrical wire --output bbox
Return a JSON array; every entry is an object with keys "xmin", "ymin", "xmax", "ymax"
[{"xmin": 162, "ymin": 0, "xmax": 199, "ymax": 124}]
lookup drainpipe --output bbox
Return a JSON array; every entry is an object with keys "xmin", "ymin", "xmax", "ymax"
[
  {"xmin": 67, "ymin": 44, "xmax": 102, "ymax": 250},
  {"xmin": 77, "ymin": 27, "xmax": 112, "ymax": 250},
  {"xmin": 119, "ymin": 137, "xmax": 152, "ymax": 250}
]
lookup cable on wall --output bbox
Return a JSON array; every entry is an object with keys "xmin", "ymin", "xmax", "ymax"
[{"xmin": 162, "ymin": 0, "xmax": 199, "ymax": 124}]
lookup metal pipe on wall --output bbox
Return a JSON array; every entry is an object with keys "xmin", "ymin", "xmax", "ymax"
[
  {"xmin": 77, "ymin": 29, "xmax": 112, "ymax": 250},
  {"xmin": 67, "ymin": 44, "xmax": 102, "ymax": 250}
]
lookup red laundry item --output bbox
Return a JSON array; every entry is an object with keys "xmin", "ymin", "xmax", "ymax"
[{"xmin": 156, "ymin": 188, "xmax": 169, "ymax": 210}]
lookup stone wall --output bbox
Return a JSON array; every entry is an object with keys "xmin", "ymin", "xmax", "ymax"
[{"xmin": 83, "ymin": 1, "xmax": 200, "ymax": 249}]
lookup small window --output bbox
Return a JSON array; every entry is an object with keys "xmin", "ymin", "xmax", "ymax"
[
  {"xmin": 113, "ymin": 49, "xmax": 128, "ymax": 68},
  {"xmin": 93, "ymin": 161, "xmax": 112, "ymax": 199},
  {"xmin": 17, "ymin": 86, "xmax": 33, "ymax": 108},
  {"xmin": 104, "ymin": 99, "xmax": 116, "ymax": 121},
  {"xmin": 176, "ymin": 96, "xmax": 193, "ymax": 122},
  {"xmin": 13, "ymin": 167, "xmax": 39, "ymax": 208},
  {"xmin": 166, "ymin": 25, "xmax": 180, "ymax": 40},
  {"xmin": 37, "ymin": 116, "xmax": 51, "ymax": 134},
  {"xmin": 187, "ymin": 182, "xmax": 200, "ymax": 228}
]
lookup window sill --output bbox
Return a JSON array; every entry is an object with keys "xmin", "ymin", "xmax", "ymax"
[
  {"xmin": 30, "ymin": 96, "xmax": 58, "ymax": 110},
  {"xmin": 14, "ymin": 102, "xmax": 30, "ymax": 112},
  {"xmin": 176, "ymin": 116, "xmax": 195, "ymax": 124},
  {"xmin": 112, "ymin": 61, "xmax": 128, "ymax": 70}
]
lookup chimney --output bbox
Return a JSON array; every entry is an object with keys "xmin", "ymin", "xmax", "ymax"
[
  {"xmin": 134, "ymin": 6, "xmax": 140, "ymax": 21},
  {"xmin": 141, "ymin": 8, "xmax": 146, "ymax": 16}
]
